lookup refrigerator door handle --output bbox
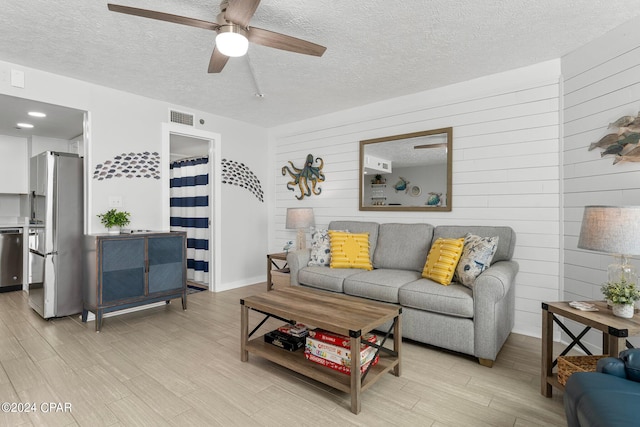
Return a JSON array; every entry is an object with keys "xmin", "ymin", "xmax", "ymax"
[
  {"xmin": 29, "ymin": 249, "xmax": 57, "ymax": 257},
  {"xmin": 29, "ymin": 248, "xmax": 46, "ymax": 257},
  {"xmin": 30, "ymin": 191, "xmax": 36, "ymax": 222}
]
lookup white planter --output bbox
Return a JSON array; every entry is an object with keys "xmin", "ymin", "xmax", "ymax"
[
  {"xmin": 108, "ymin": 228, "xmax": 120, "ymax": 235},
  {"xmin": 612, "ymin": 303, "xmax": 634, "ymax": 319}
]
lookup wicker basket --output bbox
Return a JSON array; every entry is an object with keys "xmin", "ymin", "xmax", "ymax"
[{"xmin": 557, "ymin": 355, "xmax": 608, "ymax": 386}]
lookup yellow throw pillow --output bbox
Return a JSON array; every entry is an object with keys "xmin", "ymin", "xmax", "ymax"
[
  {"xmin": 422, "ymin": 237, "xmax": 465, "ymax": 285},
  {"xmin": 328, "ymin": 231, "xmax": 373, "ymax": 270}
]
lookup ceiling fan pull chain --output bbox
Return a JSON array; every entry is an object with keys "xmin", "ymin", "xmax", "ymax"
[{"xmin": 246, "ymin": 53, "xmax": 265, "ymax": 98}]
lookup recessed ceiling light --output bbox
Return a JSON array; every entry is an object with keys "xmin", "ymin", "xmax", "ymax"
[
  {"xmin": 16, "ymin": 123, "xmax": 34, "ymax": 128},
  {"xmin": 28, "ymin": 111, "xmax": 46, "ymax": 118}
]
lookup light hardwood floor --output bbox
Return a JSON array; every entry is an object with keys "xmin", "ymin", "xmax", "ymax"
[{"xmin": 0, "ymin": 284, "xmax": 567, "ymax": 426}]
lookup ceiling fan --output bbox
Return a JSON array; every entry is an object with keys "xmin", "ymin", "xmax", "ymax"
[{"xmin": 107, "ymin": 0, "xmax": 327, "ymax": 73}]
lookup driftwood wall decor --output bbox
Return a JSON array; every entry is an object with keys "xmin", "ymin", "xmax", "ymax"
[{"xmin": 589, "ymin": 114, "xmax": 640, "ymax": 164}]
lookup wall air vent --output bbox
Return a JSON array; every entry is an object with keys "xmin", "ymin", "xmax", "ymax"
[
  {"xmin": 364, "ymin": 155, "xmax": 392, "ymax": 174},
  {"xmin": 169, "ymin": 109, "xmax": 194, "ymax": 126}
]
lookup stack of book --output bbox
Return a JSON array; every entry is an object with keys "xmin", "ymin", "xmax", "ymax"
[
  {"xmin": 304, "ymin": 329, "xmax": 379, "ymax": 375},
  {"xmin": 264, "ymin": 323, "xmax": 308, "ymax": 351}
]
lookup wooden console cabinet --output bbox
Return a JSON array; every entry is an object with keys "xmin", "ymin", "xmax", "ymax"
[{"xmin": 82, "ymin": 232, "xmax": 187, "ymax": 331}]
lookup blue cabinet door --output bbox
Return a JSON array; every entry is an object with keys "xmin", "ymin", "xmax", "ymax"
[
  {"xmin": 101, "ymin": 238, "xmax": 145, "ymax": 303},
  {"xmin": 148, "ymin": 235, "xmax": 185, "ymax": 294}
]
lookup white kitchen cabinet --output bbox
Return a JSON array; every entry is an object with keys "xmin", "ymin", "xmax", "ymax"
[{"xmin": 0, "ymin": 135, "xmax": 28, "ymax": 194}]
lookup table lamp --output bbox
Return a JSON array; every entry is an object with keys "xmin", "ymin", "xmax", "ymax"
[
  {"xmin": 285, "ymin": 208, "xmax": 315, "ymax": 250},
  {"xmin": 577, "ymin": 206, "xmax": 640, "ymax": 288}
]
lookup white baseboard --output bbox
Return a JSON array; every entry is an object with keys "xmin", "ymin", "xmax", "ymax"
[{"xmin": 214, "ymin": 275, "xmax": 264, "ymax": 292}]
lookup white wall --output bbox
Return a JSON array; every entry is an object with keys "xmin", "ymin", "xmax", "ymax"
[
  {"xmin": 0, "ymin": 194, "xmax": 23, "ymax": 217},
  {"xmin": 30, "ymin": 135, "xmax": 74, "ymax": 156},
  {"xmin": 0, "ymin": 59, "xmax": 268, "ymax": 290},
  {"xmin": 562, "ymin": 16, "xmax": 640, "ymax": 349},
  {"xmin": 269, "ymin": 60, "xmax": 562, "ymax": 337}
]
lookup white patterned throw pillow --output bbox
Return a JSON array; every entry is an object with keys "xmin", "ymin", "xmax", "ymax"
[
  {"xmin": 454, "ymin": 233, "xmax": 499, "ymax": 287},
  {"xmin": 308, "ymin": 227, "xmax": 332, "ymax": 266}
]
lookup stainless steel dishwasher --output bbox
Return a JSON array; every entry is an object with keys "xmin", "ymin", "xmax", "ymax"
[{"xmin": 0, "ymin": 228, "xmax": 23, "ymax": 292}]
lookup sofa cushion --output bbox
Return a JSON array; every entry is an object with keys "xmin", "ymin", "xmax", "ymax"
[
  {"xmin": 308, "ymin": 227, "xmax": 332, "ymax": 266},
  {"xmin": 328, "ymin": 231, "xmax": 373, "ymax": 270},
  {"xmin": 343, "ymin": 269, "xmax": 422, "ymax": 303},
  {"xmin": 454, "ymin": 233, "xmax": 499, "ymax": 287},
  {"xmin": 422, "ymin": 238, "xmax": 465, "ymax": 285},
  {"xmin": 298, "ymin": 266, "xmax": 361, "ymax": 293},
  {"xmin": 329, "ymin": 221, "xmax": 379, "ymax": 262},
  {"xmin": 399, "ymin": 279, "xmax": 474, "ymax": 318},
  {"xmin": 373, "ymin": 223, "xmax": 434, "ymax": 272},
  {"xmin": 433, "ymin": 225, "xmax": 515, "ymax": 262}
]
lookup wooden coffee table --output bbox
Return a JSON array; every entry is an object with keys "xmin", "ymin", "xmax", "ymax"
[{"xmin": 240, "ymin": 286, "xmax": 402, "ymax": 414}]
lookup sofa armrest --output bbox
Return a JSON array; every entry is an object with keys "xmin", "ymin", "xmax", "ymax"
[
  {"xmin": 473, "ymin": 260, "xmax": 518, "ymax": 302},
  {"xmin": 286, "ymin": 249, "xmax": 311, "ymax": 286},
  {"xmin": 473, "ymin": 260, "xmax": 519, "ymax": 361},
  {"xmin": 597, "ymin": 357, "xmax": 627, "ymax": 379}
]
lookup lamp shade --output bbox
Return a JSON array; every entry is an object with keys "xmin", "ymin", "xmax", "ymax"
[
  {"xmin": 577, "ymin": 206, "xmax": 640, "ymax": 255},
  {"xmin": 285, "ymin": 208, "xmax": 315, "ymax": 229}
]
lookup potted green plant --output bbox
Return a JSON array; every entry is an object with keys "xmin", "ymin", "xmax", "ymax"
[
  {"xmin": 601, "ymin": 278, "xmax": 640, "ymax": 318},
  {"xmin": 97, "ymin": 209, "xmax": 131, "ymax": 234}
]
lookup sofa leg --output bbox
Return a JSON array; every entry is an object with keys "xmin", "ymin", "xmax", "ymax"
[{"xmin": 478, "ymin": 358, "xmax": 494, "ymax": 368}]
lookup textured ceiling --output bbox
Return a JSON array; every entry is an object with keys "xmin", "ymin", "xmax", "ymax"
[{"xmin": 2, "ymin": 0, "xmax": 640, "ymax": 130}]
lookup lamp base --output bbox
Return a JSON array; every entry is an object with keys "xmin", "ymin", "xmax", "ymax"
[
  {"xmin": 608, "ymin": 256, "xmax": 639, "ymax": 311},
  {"xmin": 608, "ymin": 256, "xmax": 637, "ymax": 285},
  {"xmin": 296, "ymin": 229, "xmax": 307, "ymax": 250}
]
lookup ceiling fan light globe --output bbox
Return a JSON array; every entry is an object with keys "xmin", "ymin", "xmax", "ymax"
[{"xmin": 216, "ymin": 29, "xmax": 249, "ymax": 57}]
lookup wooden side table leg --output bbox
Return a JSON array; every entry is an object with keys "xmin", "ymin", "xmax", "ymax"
[
  {"xmin": 608, "ymin": 335, "xmax": 623, "ymax": 358},
  {"xmin": 350, "ymin": 334, "xmax": 362, "ymax": 414},
  {"xmin": 603, "ymin": 332, "xmax": 610, "ymax": 356},
  {"xmin": 541, "ymin": 305, "xmax": 553, "ymax": 397},
  {"xmin": 266, "ymin": 255, "xmax": 272, "ymax": 291},
  {"xmin": 241, "ymin": 303, "xmax": 249, "ymax": 362}
]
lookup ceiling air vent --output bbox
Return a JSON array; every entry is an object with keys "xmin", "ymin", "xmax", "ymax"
[{"xmin": 169, "ymin": 109, "xmax": 194, "ymax": 126}]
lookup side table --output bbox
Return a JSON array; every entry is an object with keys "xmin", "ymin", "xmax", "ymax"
[
  {"xmin": 266, "ymin": 252, "xmax": 290, "ymax": 291},
  {"xmin": 541, "ymin": 300, "xmax": 640, "ymax": 397}
]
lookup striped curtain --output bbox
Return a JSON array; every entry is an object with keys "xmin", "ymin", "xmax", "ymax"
[{"xmin": 170, "ymin": 157, "xmax": 209, "ymax": 284}]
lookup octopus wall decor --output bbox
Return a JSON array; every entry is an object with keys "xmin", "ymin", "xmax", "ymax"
[{"xmin": 282, "ymin": 154, "xmax": 325, "ymax": 200}]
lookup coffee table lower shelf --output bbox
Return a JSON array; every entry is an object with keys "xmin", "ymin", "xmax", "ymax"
[
  {"xmin": 245, "ymin": 338, "xmax": 399, "ymax": 394},
  {"xmin": 240, "ymin": 287, "xmax": 402, "ymax": 414}
]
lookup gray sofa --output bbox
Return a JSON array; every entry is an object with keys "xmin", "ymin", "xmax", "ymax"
[{"xmin": 287, "ymin": 221, "xmax": 518, "ymax": 367}]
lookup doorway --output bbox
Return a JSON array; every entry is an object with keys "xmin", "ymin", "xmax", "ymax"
[{"xmin": 161, "ymin": 123, "xmax": 221, "ymax": 292}]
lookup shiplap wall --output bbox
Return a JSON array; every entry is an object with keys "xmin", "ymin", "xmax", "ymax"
[
  {"xmin": 269, "ymin": 60, "xmax": 562, "ymax": 337},
  {"xmin": 563, "ymin": 17, "xmax": 640, "ymax": 350}
]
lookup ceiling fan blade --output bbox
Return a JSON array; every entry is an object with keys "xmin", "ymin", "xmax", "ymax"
[
  {"xmin": 107, "ymin": 4, "xmax": 219, "ymax": 31},
  {"xmin": 208, "ymin": 47, "xmax": 229, "ymax": 73},
  {"xmin": 414, "ymin": 143, "xmax": 448, "ymax": 149},
  {"xmin": 225, "ymin": 0, "xmax": 261, "ymax": 28},
  {"xmin": 248, "ymin": 27, "xmax": 326, "ymax": 57}
]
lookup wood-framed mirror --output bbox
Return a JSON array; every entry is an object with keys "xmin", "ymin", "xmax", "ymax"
[{"xmin": 359, "ymin": 127, "xmax": 452, "ymax": 211}]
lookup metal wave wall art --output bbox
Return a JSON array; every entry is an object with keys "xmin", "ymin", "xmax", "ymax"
[
  {"xmin": 93, "ymin": 151, "xmax": 161, "ymax": 180},
  {"xmin": 221, "ymin": 158, "xmax": 264, "ymax": 203}
]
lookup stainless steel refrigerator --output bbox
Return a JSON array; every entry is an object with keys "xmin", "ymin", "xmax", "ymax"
[{"xmin": 29, "ymin": 151, "xmax": 84, "ymax": 318}]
